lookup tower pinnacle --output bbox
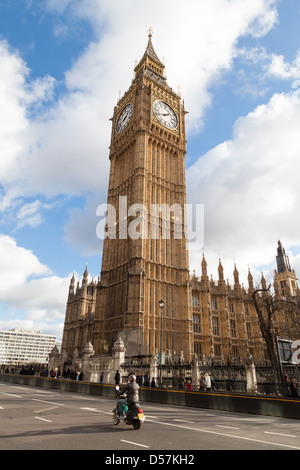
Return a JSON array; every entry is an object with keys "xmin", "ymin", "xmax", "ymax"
[{"xmin": 276, "ymin": 240, "xmax": 291, "ymax": 273}]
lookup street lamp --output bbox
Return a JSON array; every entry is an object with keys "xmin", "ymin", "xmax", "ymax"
[{"xmin": 158, "ymin": 298, "xmax": 165, "ymax": 388}]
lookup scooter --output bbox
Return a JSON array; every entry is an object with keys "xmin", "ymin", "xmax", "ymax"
[{"xmin": 112, "ymin": 386, "xmax": 145, "ymax": 430}]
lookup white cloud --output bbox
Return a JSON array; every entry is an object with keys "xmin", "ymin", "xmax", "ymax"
[
  {"xmin": 1, "ymin": 0, "xmax": 292, "ymax": 333},
  {"xmin": 187, "ymin": 88, "xmax": 300, "ymax": 284},
  {"xmin": 64, "ymin": 194, "xmax": 105, "ymax": 256},
  {"xmin": 0, "ymin": 0, "xmax": 280, "ymax": 208},
  {"xmin": 14, "ymin": 200, "xmax": 53, "ymax": 229},
  {"xmin": 0, "ymin": 234, "xmax": 50, "ymax": 291},
  {"xmin": 0, "ymin": 40, "xmax": 55, "ymax": 210},
  {"xmin": 0, "ymin": 235, "xmax": 69, "ymax": 338},
  {"xmin": 266, "ymin": 51, "xmax": 300, "ymax": 79}
]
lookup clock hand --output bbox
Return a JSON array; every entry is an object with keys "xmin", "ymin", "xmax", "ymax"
[{"xmin": 122, "ymin": 112, "xmax": 128, "ymax": 122}]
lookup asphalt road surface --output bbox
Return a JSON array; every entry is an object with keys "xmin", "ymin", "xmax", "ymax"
[{"xmin": 0, "ymin": 381, "xmax": 300, "ymax": 452}]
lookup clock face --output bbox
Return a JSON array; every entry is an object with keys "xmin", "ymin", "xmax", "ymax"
[
  {"xmin": 153, "ymin": 100, "xmax": 178, "ymax": 130},
  {"xmin": 116, "ymin": 103, "xmax": 133, "ymax": 134}
]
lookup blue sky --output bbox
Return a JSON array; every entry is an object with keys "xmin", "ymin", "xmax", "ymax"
[{"xmin": 0, "ymin": 0, "xmax": 300, "ymax": 340}]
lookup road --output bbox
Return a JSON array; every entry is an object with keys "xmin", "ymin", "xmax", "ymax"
[{"xmin": 0, "ymin": 381, "xmax": 300, "ymax": 452}]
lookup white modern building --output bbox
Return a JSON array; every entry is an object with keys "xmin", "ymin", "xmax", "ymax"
[{"xmin": 0, "ymin": 329, "xmax": 57, "ymax": 365}]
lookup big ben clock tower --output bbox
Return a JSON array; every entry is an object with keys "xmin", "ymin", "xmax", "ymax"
[{"xmin": 94, "ymin": 31, "xmax": 193, "ymax": 361}]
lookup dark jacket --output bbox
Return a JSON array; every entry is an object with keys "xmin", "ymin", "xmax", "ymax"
[{"xmin": 118, "ymin": 381, "xmax": 139, "ymax": 405}]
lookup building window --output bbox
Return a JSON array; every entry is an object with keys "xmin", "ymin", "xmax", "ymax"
[
  {"xmin": 194, "ymin": 342, "xmax": 202, "ymax": 356},
  {"xmin": 229, "ymin": 302, "xmax": 234, "ymax": 313},
  {"xmin": 212, "ymin": 317, "xmax": 219, "ymax": 336},
  {"xmin": 211, "ymin": 298, "xmax": 217, "ymax": 310},
  {"xmin": 193, "ymin": 314, "xmax": 201, "ymax": 333},
  {"xmin": 280, "ymin": 280, "xmax": 286, "ymax": 296},
  {"xmin": 214, "ymin": 344, "xmax": 221, "ymax": 356},
  {"xmin": 230, "ymin": 320, "xmax": 236, "ymax": 338}
]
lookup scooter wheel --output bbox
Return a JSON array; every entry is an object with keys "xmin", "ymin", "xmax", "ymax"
[
  {"xmin": 113, "ymin": 413, "xmax": 120, "ymax": 425},
  {"xmin": 133, "ymin": 420, "xmax": 141, "ymax": 430}
]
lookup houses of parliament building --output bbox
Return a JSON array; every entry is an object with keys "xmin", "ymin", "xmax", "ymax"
[{"xmin": 61, "ymin": 33, "xmax": 299, "ymax": 367}]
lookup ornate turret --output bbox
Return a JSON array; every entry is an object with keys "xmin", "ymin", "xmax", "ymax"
[
  {"xmin": 276, "ymin": 240, "xmax": 291, "ymax": 273},
  {"xmin": 274, "ymin": 240, "xmax": 298, "ymax": 297},
  {"xmin": 134, "ymin": 29, "xmax": 165, "ymax": 85},
  {"xmin": 247, "ymin": 268, "xmax": 254, "ymax": 293},
  {"xmin": 69, "ymin": 273, "xmax": 75, "ymax": 297},
  {"xmin": 201, "ymin": 254, "xmax": 209, "ymax": 280},
  {"xmin": 218, "ymin": 258, "xmax": 225, "ymax": 286},
  {"xmin": 233, "ymin": 263, "xmax": 241, "ymax": 291}
]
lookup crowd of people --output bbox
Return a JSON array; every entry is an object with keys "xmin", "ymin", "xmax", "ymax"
[
  {"xmin": 114, "ymin": 370, "xmax": 156, "ymax": 388},
  {"xmin": 283, "ymin": 375, "xmax": 300, "ymax": 398},
  {"xmin": 1, "ymin": 363, "xmax": 299, "ymax": 398}
]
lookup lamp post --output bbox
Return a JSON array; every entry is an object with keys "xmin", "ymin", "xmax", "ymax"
[{"xmin": 158, "ymin": 298, "xmax": 165, "ymax": 388}]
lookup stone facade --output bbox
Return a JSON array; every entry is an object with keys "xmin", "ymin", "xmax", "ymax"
[
  {"xmin": 92, "ymin": 32, "xmax": 192, "ymax": 360},
  {"xmin": 60, "ymin": 33, "xmax": 300, "ymax": 376}
]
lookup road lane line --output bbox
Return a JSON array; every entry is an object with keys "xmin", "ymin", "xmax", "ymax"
[
  {"xmin": 264, "ymin": 431, "xmax": 297, "ymax": 438},
  {"xmin": 145, "ymin": 418, "xmax": 300, "ymax": 450},
  {"xmin": 174, "ymin": 419, "xmax": 195, "ymax": 424},
  {"xmin": 34, "ymin": 406, "xmax": 61, "ymax": 413},
  {"xmin": 215, "ymin": 425, "xmax": 240, "ymax": 430},
  {"xmin": 32, "ymin": 399, "xmax": 64, "ymax": 406},
  {"xmin": 120, "ymin": 439, "xmax": 149, "ymax": 448},
  {"xmin": 81, "ymin": 407, "xmax": 112, "ymax": 415},
  {"xmin": 35, "ymin": 416, "xmax": 52, "ymax": 423},
  {"xmin": 0, "ymin": 392, "xmax": 22, "ymax": 398}
]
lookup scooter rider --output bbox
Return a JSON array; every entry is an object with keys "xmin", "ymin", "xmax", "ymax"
[{"xmin": 116, "ymin": 374, "xmax": 140, "ymax": 417}]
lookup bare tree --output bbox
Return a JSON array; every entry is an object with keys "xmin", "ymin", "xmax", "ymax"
[
  {"xmin": 252, "ymin": 286, "xmax": 300, "ymax": 368},
  {"xmin": 252, "ymin": 285, "xmax": 278, "ymax": 367}
]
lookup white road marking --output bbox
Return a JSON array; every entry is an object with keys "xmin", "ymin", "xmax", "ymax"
[
  {"xmin": 215, "ymin": 425, "xmax": 240, "ymax": 430},
  {"xmin": 264, "ymin": 431, "xmax": 297, "ymax": 438},
  {"xmin": 81, "ymin": 407, "xmax": 112, "ymax": 415},
  {"xmin": 32, "ymin": 399, "xmax": 64, "ymax": 406},
  {"xmin": 35, "ymin": 416, "xmax": 52, "ymax": 423},
  {"xmin": 34, "ymin": 406, "xmax": 61, "ymax": 413},
  {"xmin": 120, "ymin": 439, "xmax": 149, "ymax": 448},
  {"xmin": 222, "ymin": 415, "xmax": 274, "ymax": 423},
  {"xmin": 174, "ymin": 419, "xmax": 195, "ymax": 424},
  {"xmin": 145, "ymin": 419, "xmax": 300, "ymax": 450},
  {"xmin": 0, "ymin": 392, "xmax": 22, "ymax": 398}
]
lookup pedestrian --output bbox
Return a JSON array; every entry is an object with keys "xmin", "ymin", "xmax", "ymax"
[
  {"xmin": 283, "ymin": 375, "xmax": 291, "ymax": 397},
  {"xmin": 70, "ymin": 369, "xmax": 77, "ymax": 380},
  {"xmin": 199, "ymin": 376, "xmax": 205, "ymax": 391},
  {"xmin": 78, "ymin": 371, "xmax": 84, "ymax": 381},
  {"xmin": 209, "ymin": 372, "xmax": 215, "ymax": 391},
  {"xmin": 151, "ymin": 377, "xmax": 156, "ymax": 387},
  {"xmin": 290, "ymin": 379, "xmax": 299, "ymax": 398},
  {"xmin": 138, "ymin": 373, "xmax": 145, "ymax": 386},
  {"xmin": 178, "ymin": 374, "xmax": 185, "ymax": 390},
  {"xmin": 114, "ymin": 369, "xmax": 120, "ymax": 385},
  {"xmin": 100, "ymin": 371, "xmax": 104, "ymax": 383},
  {"xmin": 144, "ymin": 373, "xmax": 150, "ymax": 387},
  {"xmin": 204, "ymin": 372, "xmax": 211, "ymax": 391},
  {"xmin": 186, "ymin": 380, "xmax": 191, "ymax": 391}
]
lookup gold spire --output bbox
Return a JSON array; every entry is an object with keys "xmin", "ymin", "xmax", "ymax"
[{"xmin": 148, "ymin": 26, "xmax": 153, "ymax": 38}]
